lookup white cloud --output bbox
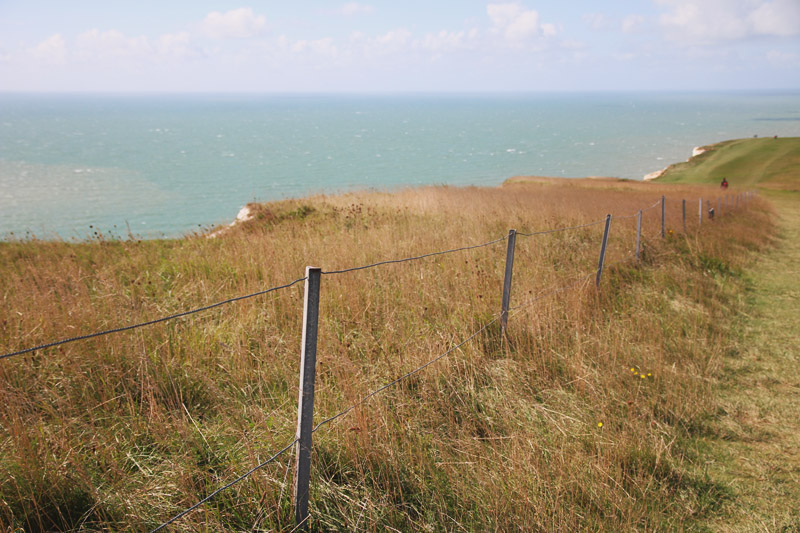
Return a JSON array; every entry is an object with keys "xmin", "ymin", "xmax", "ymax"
[
  {"xmin": 749, "ymin": 0, "xmax": 800, "ymax": 37},
  {"xmin": 766, "ymin": 49, "xmax": 800, "ymax": 66},
  {"xmin": 200, "ymin": 8, "xmax": 267, "ymax": 39},
  {"xmin": 657, "ymin": 0, "xmax": 800, "ymax": 44},
  {"xmin": 657, "ymin": 1, "xmax": 748, "ymax": 42},
  {"xmin": 418, "ymin": 29, "xmax": 479, "ymax": 53},
  {"xmin": 621, "ymin": 15, "xmax": 645, "ymax": 33},
  {"xmin": 376, "ymin": 28, "xmax": 412, "ymax": 49},
  {"xmin": 584, "ymin": 13, "xmax": 607, "ymax": 30},
  {"xmin": 26, "ymin": 29, "xmax": 204, "ymax": 69},
  {"xmin": 30, "ymin": 33, "xmax": 67, "ymax": 64},
  {"xmin": 487, "ymin": 2, "xmax": 555, "ymax": 42},
  {"xmin": 156, "ymin": 32, "xmax": 204, "ymax": 61},
  {"xmin": 75, "ymin": 29, "xmax": 152, "ymax": 60},
  {"xmin": 340, "ymin": 2, "xmax": 375, "ymax": 16},
  {"xmin": 292, "ymin": 38, "xmax": 338, "ymax": 58},
  {"xmin": 341, "ymin": 28, "xmax": 414, "ymax": 61}
]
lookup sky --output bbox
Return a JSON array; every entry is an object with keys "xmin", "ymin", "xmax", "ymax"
[{"xmin": 1, "ymin": 0, "xmax": 799, "ymax": 93}]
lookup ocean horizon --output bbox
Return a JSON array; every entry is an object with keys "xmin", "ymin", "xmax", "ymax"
[{"xmin": 2, "ymin": 90, "xmax": 798, "ymax": 240}]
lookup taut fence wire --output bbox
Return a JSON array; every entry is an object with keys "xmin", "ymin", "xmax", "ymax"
[
  {"xmin": 0, "ymin": 276, "xmax": 308, "ymax": 360},
  {"xmin": 321, "ymin": 235, "xmax": 508, "ymax": 275}
]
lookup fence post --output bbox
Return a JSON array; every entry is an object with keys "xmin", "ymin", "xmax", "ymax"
[
  {"xmin": 635, "ymin": 210, "xmax": 642, "ymax": 261},
  {"xmin": 717, "ymin": 197, "xmax": 721, "ymax": 217},
  {"xmin": 661, "ymin": 196, "xmax": 666, "ymax": 238},
  {"xmin": 699, "ymin": 197, "xmax": 703, "ymax": 227},
  {"xmin": 294, "ymin": 266, "xmax": 322, "ymax": 530},
  {"xmin": 500, "ymin": 229, "xmax": 517, "ymax": 334},
  {"xmin": 596, "ymin": 215, "xmax": 611, "ymax": 287},
  {"xmin": 682, "ymin": 199, "xmax": 686, "ymax": 233}
]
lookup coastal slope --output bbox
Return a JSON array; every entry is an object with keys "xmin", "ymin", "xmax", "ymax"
[{"xmin": 656, "ymin": 136, "xmax": 800, "ymax": 190}]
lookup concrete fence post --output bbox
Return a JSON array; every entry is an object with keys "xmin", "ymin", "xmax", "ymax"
[
  {"xmin": 500, "ymin": 229, "xmax": 517, "ymax": 334},
  {"xmin": 294, "ymin": 266, "xmax": 322, "ymax": 530},
  {"xmin": 596, "ymin": 215, "xmax": 612, "ymax": 287}
]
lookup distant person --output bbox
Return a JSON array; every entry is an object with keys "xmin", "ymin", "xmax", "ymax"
[{"xmin": 720, "ymin": 178, "xmax": 728, "ymax": 189}]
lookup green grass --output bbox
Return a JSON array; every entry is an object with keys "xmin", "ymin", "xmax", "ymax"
[
  {"xmin": 655, "ymin": 137, "xmax": 800, "ymax": 530},
  {"xmin": 658, "ymin": 137, "xmax": 800, "ymax": 191}
]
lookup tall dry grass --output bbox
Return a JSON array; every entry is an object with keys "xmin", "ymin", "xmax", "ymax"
[{"xmin": 0, "ymin": 181, "xmax": 774, "ymax": 531}]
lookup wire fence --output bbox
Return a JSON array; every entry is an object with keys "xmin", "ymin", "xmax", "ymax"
[
  {"xmin": 0, "ymin": 277, "xmax": 308, "ymax": 360},
  {"xmin": 321, "ymin": 235, "xmax": 509, "ymax": 275},
  {"xmin": 0, "ymin": 190, "xmax": 757, "ymax": 531},
  {"xmin": 516, "ymin": 219, "xmax": 605, "ymax": 237}
]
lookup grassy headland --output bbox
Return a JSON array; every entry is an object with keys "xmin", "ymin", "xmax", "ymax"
[
  {"xmin": 657, "ymin": 136, "xmax": 800, "ymax": 191},
  {"xmin": 0, "ymin": 155, "xmax": 779, "ymax": 530}
]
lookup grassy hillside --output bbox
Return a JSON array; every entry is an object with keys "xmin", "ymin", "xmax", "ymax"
[
  {"xmin": 657, "ymin": 137, "xmax": 800, "ymax": 191},
  {"xmin": 0, "ymin": 179, "xmax": 775, "ymax": 531},
  {"xmin": 655, "ymin": 138, "xmax": 800, "ymax": 529}
]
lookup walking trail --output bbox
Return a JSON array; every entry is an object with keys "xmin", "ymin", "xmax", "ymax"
[{"xmin": 702, "ymin": 193, "xmax": 800, "ymax": 531}]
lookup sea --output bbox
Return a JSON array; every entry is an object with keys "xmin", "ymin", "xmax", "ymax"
[{"xmin": 1, "ymin": 91, "xmax": 798, "ymax": 240}]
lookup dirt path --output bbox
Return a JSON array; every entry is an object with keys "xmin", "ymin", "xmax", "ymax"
[{"xmin": 702, "ymin": 193, "xmax": 800, "ymax": 531}]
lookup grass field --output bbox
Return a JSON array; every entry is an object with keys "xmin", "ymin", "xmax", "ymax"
[{"xmin": 0, "ymin": 148, "xmax": 783, "ymax": 531}]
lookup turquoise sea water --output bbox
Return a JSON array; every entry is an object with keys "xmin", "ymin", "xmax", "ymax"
[{"xmin": 1, "ymin": 92, "xmax": 798, "ymax": 239}]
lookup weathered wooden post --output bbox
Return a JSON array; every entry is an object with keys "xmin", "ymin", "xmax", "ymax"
[
  {"xmin": 294, "ymin": 266, "xmax": 322, "ymax": 530},
  {"xmin": 682, "ymin": 199, "xmax": 686, "ymax": 233},
  {"xmin": 699, "ymin": 197, "xmax": 703, "ymax": 227},
  {"xmin": 635, "ymin": 210, "xmax": 642, "ymax": 261},
  {"xmin": 661, "ymin": 196, "xmax": 666, "ymax": 238},
  {"xmin": 500, "ymin": 229, "xmax": 517, "ymax": 335},
  {"xmin": 596, "ymin": 215, "xmax": 611, "ymax": 287}
]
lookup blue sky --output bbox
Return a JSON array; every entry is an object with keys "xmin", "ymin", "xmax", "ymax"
[{"xmin": 1, "ymin": 1, "xmax": 799, "ymax": 92}]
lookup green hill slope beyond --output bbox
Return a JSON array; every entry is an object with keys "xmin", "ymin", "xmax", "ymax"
[{"xmin": 657, "ymin": 137, "xmax": 800, "ymax": 191}]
